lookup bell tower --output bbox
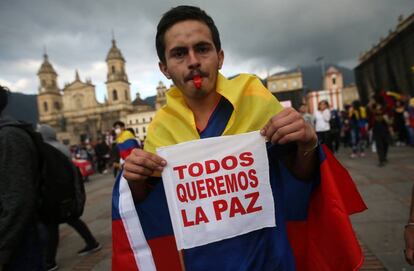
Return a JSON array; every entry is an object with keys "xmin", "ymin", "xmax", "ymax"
[
  {"xmin": 105, "ymin": 38, "xmax": 131, "ymax": 104},
  {"xmin": 37, "ymin": 53, "xmax": 63, "ymax": 120}
]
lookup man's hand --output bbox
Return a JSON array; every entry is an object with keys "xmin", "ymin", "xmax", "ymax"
[
  {"xmin": 260, "ymin": 107, "xmax": 317, "ymax": 149},
  {"xmin": 123, "ymin": 148, "xmax": 167, "ymax": 181},
  {"xmin": 405, "ymin": 227, "xmax": 414, "ymax": 265}
]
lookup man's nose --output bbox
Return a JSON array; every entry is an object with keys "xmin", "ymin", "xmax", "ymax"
[{"xmin": 187, "ymin": 50, "xmax": 201, "ymax": 70}]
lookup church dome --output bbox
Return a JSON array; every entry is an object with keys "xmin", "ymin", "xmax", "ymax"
[
  {"xmin": 106, "ymin": 39, "xmax": 125, "ymax": 61},
  {"xmin": 37, "ymin": 54, "xmax": 57, "ymax": 75}
]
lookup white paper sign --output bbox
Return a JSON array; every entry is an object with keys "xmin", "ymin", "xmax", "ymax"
[{"xmin": 157, "ymin": 131, "xmax": 276, "ymax": 250}]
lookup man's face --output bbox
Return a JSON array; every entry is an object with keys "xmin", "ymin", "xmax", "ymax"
[
  {"xmin": 114, "ymin": 125, "xmax": 123, "ymax": 135},
  {"xmin": 159, "ymin": 20, "xmax": 224, "ymax": 100}
]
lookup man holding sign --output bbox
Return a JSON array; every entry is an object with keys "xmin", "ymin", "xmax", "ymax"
[{"xmin": 114, "ymin": 5, "xmax": 366, "ymax": 271}]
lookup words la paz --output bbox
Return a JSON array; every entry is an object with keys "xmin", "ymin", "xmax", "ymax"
[{"xmin": 181, "ymin": 191, "xmax": 262, "ymax": 227}]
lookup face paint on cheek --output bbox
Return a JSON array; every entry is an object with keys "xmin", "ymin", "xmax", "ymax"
[{"xmin": 193, "ymin": 75, "xmax": 202, "ymax": 89}]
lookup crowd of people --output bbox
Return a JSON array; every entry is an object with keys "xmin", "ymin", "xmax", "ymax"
[
  {"xmin": 301, "ymin": 95, "xmax": 414, "ymax": 167},
  {"xmin": 68, "ymin": 122, "xmax": 143, "ymax": 181}
]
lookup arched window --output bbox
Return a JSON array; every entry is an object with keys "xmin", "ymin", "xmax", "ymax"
[
  {"xmin": 112, "ymin": 66, "xmax": 115, "ymax": 73},
  {"xmin": 113, "ymin": 89, "xmax": 118, "ymax": 101},
  {"xmin": 43, "ymin": 101, "xmax": 48, "ymax": 112},
  {"xmin": 54, "ymin": 101, "xmax": 60, "ymax": 110},
  {"xmin": 124, "ymin": 90, "xmax": 128, "ymax": 100},
  {"xmin": 143, "ymin": 126, "xmax": 146, "ymax": 133},
  {"xmin": 332, "ymin": 77, "xmax": 336, "ymax": 85}
]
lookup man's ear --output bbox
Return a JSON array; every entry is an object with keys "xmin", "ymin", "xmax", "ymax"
[
  {"xmin": 159, "ymin": 61, "xmax": 171, "ymax": 79},
  {"xmin": 217, "ymin": 50, "xmax": 224, "ymax": 70}
]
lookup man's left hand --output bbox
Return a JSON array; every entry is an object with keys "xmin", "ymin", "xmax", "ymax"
[{"xmin": 260, "ymin": 107, "xmax": 317, "ymax": 150}]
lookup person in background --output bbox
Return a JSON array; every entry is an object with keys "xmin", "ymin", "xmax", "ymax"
[
  {"xmin": 330, "ymin": 109, "xmax": 342, "ymax": 153},
  {"xmin": 299, "ymin": 102, "xmax": 315, "ymax": 129},
  {"xmin": 94, "ymin": 136, "xmax": 110, "ymax": 174},
  {"xmin": 394, "ymin": 100, "xmax": 408, "ymax": 146},
  {"xmin": 37, "ymin": 124, "xmax": 101, "ymax": 271},
  {"xmin": 112, "ymin": 121, "xmax": 140, "ymax": 176},
  {"xmin": 370, "ymin": 101, "xmax": 390, "ymax": 167},
  {"xmin": 0, "ymin": 85, "xmax": 45, "ymax": 270},
  {"xmin": 349, "ymin": 100, "xmax": 367, "ymax": 158},
  {"xmin": 314, "ymin": 100, "xmax": 332, "ymax": 150}
]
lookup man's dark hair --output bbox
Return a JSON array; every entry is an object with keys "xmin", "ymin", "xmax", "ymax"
[
  {"xmin": 113, "ymin": 121, "xmax": 125, "ymax": 128},
  {"xmin": 155, "ymin": 5, "xmax": 221, "ymax": 63},
  {"xmin": 0, "ymin": 85, "xmax": 10, "ymax": 114}
]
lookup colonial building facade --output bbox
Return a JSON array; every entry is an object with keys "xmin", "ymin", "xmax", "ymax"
[{"xmin": 37, "ymin": 39, "xmax": 165, "ymax": 145}]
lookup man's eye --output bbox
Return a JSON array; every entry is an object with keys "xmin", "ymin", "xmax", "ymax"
[
  {"xmin": 172, "ymin": 50, "xmax": 186, "ymax": 58},
  {"xmin": 197, "ymin": 46, "xmax": 210, "ymax": 54}
]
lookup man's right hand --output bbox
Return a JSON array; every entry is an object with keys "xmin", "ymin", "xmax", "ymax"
[{"xmin": 123, "ymin": 148, "xmax": 167, "ymax": 181}]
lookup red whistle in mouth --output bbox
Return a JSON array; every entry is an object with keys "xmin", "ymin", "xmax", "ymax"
[{"xmin": 193, "ymin": 75, "xmax": 202, "ymax": 89}]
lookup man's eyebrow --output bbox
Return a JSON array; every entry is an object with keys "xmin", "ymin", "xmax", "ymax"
[
  {"xmin": 195, "ymin": 41, "xmax": 213, "ymax": 47},
  {"xmin": 169, "ymin": 46, "xmax": 187, "ymax": 53}
]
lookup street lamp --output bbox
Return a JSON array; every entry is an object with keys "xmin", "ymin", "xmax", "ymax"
[{"xmin": 316, "ymin": 56, "xmax": 325, "ymax": 89}]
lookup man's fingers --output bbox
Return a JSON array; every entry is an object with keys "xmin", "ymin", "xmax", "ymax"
[
  {"xmin": 263, "ymin": 109, "xmax": 301, "ymax": 140},
  {"xmin": 261, "ymin": 108, "xmax": 293, "ymax": 136},
  {"xmin": 277, "ymin": 130, "xmax": 305, "ymax": 145},
  {"xmin": 123, "ymin": 162, "xmax": 153, "ymax": 176},
  {"xmin": 268, "ymin": 120, "xmax": 303, "ymax": 144},
  {"xmin": 129, "ymin": 148, "xmax": 166, "ymax": 169},
  {"xmin": 123, "ymin": 149, "xmax": 167, "ymax": 182}
]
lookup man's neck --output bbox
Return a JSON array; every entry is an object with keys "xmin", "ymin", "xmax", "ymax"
[{"xmin": 184, "ymin": 91, "xmax": 222, "ymax": 131}]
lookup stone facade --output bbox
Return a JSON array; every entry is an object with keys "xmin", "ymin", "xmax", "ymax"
[
  {"xmin": 267, "ymin": 69, "xmax": 303, "ymax": 93},
  {"xmin": 36, "ymin": 39, "xmax": 160, "ymax": 145},
  {"xmin": 307, "ymin": 66, "xmax": 344, "ymax": 113}
]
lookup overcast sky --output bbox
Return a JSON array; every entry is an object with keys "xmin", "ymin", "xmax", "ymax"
[{"xmin": 1, "ymin": 0, "xmax": 413, "ymax": 101}]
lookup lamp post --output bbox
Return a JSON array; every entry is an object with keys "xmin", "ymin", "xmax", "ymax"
[{"xmin": 316, "ymin": 56, "xmax": 325, "ymax": 89}]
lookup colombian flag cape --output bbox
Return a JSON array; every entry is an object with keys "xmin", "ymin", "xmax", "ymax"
[
  {"xmin": 112, "ymin": 73, "xmax": 366, "ymax": 270},
  {"xmin": 116, "ymin": 130, "xmax": 139, "ymax": 161}
]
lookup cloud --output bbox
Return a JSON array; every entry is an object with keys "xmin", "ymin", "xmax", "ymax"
[
  {"xmin": 0, "ymin": 78, "xmax": 35, "ymax": 94},
  {"xmin": 1, "ymin": 0, "xmax": 413, "ymax": 97}
]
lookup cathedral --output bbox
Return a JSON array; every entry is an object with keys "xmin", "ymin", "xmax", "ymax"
[{"xmin": 36, "ymin": 39, "xmax": 165, "ymax": 145}]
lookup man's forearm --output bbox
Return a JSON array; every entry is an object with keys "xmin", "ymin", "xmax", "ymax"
[
  {"xmin": 283, "ymin": 146, "xmax": 318, "ymax": 181},
  {"xmin": 127, "ymin": 181, "xmax": 149, "ymax": 203}
]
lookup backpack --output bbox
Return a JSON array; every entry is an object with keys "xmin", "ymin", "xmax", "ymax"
[{"xmin": 0, "ymin": 121, "xmax": 86, "ymax": 224}]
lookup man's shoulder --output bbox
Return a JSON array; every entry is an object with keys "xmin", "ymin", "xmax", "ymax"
[{"xmin": 0, "ymin": 124, "xmax": 32, "ymax": 141}]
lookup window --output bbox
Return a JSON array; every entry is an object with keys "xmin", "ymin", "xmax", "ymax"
[
  {"xmin": 271, "ymin": 82, "xmax": 277, "ymax": 91},
  {"xmin": 283, "ymin": 82, "xmax": 288, "ymax": 89},
  {"xmin": 292, "ymin": 80, "xmax": 298, "ymax": 87},
  {"xmin": 150, "ymin": 117, "xmax": 153, "ymax": 121},
  {"xmin": 136, "ymin": 119, "xmax": 138, "ymax": 124},
  {"xmin": 42, "ymin": 79, "xmax": 46, "ymax": 86},
  {"xmin": 54, "ymin": 101, "xmax": 60, "ymax": 110},
  {"xmin": 112, "ymin": 66, "xmax": 115, "ymax": 73},
  {"xmin": 113, "ymin": 89, "xmax": 118, "ymax": 101},
  {"xmin": 125, "ymin": 90, "xmax": 128, "ymax": 100},
  {"xmin": 129, "ymin": 120, "xmax": 132, "ymax": 125},
  {"xmin": 43, "ymin": 101, "xmax": 48, "ymax": 112},
  {"xmin": 142, "ymin": 118, "xmax": 145, "ymax": 123},
  {"xmin": 332, "ymin": 77, "xmax": 336, "ymax": 85},
  {"xmin": 143, "ymin": 126, "xmax": 146, "ymax": 133},
  {"xmin": 135, "ymin": 128, "xmax": 139, "ymax": 134}
]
